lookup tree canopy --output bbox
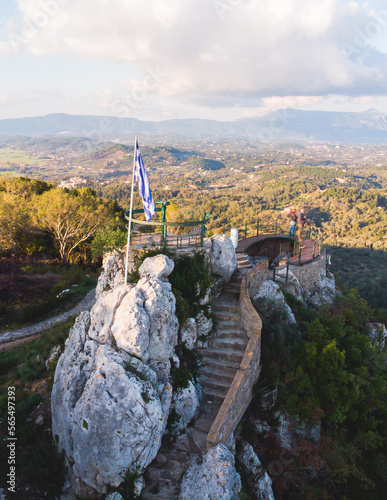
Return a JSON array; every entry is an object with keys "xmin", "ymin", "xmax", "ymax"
[{"xmin": 0, "ymin": 176, "xmax": 124, "ymax": 263}]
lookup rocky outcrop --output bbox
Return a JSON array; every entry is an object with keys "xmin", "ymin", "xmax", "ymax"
[
  {"xmin": 139, "ymin": 254, "xmax": 174, "ymax": 281},
  {"xmin": 172, "ymin": 380, "xmax": 200, "ymax": 432},
  {"xmin": 52, "ymin": 312, "xmax": 172, "ymax": 496},
  {"xmin": 52, "ymin": 255, "xmax": 179, "ymax": 496},
  {"xmin": 89, "ymin": 257, "xmax": 178, "ymax": 380},
  {"xmin": 306, "ymin": 270, "xmax": 337, "ymax": 308},
  {"xmin": 276, "ymin": 412, "xmax": 321, "ymax": 450},
  {"xmin": 368, "ymin": 323, "xmax": 387, "ymax": 350},
  {"xmin": 210, "ymin": 234, "xmax": 238, "ymax": 282},
  {"xmin": 180, "ymin": 318, "xmax": 197, "ymax": 349},
  {"xmin": 96, "ymin": 251, "xmax": 125, "ymax": 299},
  {"xmin": 253, "ymin": 280, "xmax": 297, "ymax": 325},
  {"xmin": 180, "ymin": 312, "xmax": 213, "ymax": 350},
  {"xmin": 179, "ymin": 444, "xmax": 241, "ymax": 500},
  {"xmin": 238, "ymin": 442, "xmax": 275, "ymax": 500},
  {"xmin": 276, "ymin": 269, "xmax": 305, "ymax": 303}
]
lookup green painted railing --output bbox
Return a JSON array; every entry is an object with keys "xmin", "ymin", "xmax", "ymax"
[
  {"xmin": 236, "ymin": 218, "xmax": 324, "ymax": 283},
  {"xmin": 125, "ymin": 211, "xmax": 211, "ymax": 249}
]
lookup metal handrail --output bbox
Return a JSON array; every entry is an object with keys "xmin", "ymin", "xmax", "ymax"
[
  {"xmin": 238, "ymin": 218, "xmax": 324, "ymax": 282},
  {"xmin": 125, "ymin": 212, "xmax": 211, "ymax": 249}
]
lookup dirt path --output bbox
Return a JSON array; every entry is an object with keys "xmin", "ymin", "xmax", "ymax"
[{"xmin": 0, "ymin": 289, "xmax": 96, "ymax": 348}]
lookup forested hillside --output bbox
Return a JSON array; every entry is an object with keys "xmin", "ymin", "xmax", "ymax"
[
  {"xmin": 2, "ymin": 138, "xmax": 387, "ymax": 312},
  {"xmin": 0, "ymin": 176, "xmax": 126, "ymax": 330}
]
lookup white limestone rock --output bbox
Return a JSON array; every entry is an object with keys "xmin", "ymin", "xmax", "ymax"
[
  {"xmin": 238, "ymin": 442, "xmax": 275, "ymax": 500},
  {"xmin": 306, "ymin": 270, "xmax": 337, "ymax": 308},
  {"xmin": 210, "ymin": 234, "xmax": 238, "ymax": 282},
  {"xmin": 139, "ymin": 254, "xmax": 174, "ymax": 281},
  {"xmin": 51, "ymin": 258, "xmax": 179, "ymax": 495},
  {"xmin": 181, "ymin": 312, "xmax": 212, "ymax": 350},
  {"xmin": 199, "ymin": 287, "xmax": 211, "ymax": 306},
  {"xmin": 96, "ymin": 251, "xmax": 125, "ymax": 299},
  {"xmin": 180, "ymin": 318, "xmax": 197, "ymax": 350},
  {"xmin": 209, "ymin": 276, "xmax": 226, "ymax": 301},
  {"xmin": 196, "ymin": 311, "xmax": 213, "ymax": 338},
  {"xmin": 368, "ymin": 323, "xmax": 387, "ymax": 349},
  {"xmin": 89, "ymin": 278, "xmax": 178, "ymax": 380},
  {"xmin": 52, "ymin": 320, "xmax": 172, "ymax": 496},
  {"xmin": 276, "ymin": 269, "xmax": 305, "ymax": 303},
  {"xmin": 89, "ymin": 285, "xmax": 130, "ymax": 344},
  {"xmin": 276, "ymin": 412, "xmax": 321, "ymax": 451},
  {"xmin": 134, "ymin": 476, "xmax": 145, "ymax": 497},
  {"xmin": 106, "ymin": 493, "xmax": 124, "ymax": 500},
  {"xmin": 253, "ymin": 280, "xmax": 297, "ymax": 325},
  {"xmin": 45, "ymin": 345, "xmax": 62, "ymax": 369},
  {"xmin": 172, "ymin": 380, "xmax": 200, "ymax": 432},
  {"xmin": 179, "ymin": 444, "xmax": 241, "ymax": 500}
]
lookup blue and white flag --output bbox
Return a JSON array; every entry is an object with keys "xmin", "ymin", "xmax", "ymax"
[{"xmin": 134, "ymin": 141, "xmax": 155, "ymax": 221}]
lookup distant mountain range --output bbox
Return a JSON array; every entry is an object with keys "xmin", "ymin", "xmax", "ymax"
[{"xmin": 1, "ymin": 109, "xmax": 387, "ymax": 143}]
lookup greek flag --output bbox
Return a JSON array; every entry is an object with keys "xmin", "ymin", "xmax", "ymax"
[{"xmin": 134, "ymin": 141, "xmax": 155, "ymax": 221}]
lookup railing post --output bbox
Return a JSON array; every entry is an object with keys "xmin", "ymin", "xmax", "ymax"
[
  {"xmin": 298, "ymin": 246, "xmax": 301, "ymax": 265},
  {"xmin": 313, "ymin": 242, "xmax": 315, "ymax": 260},
  {"xmin": 273, "ymin": 267, "xmax": 276, "ymax": 282},
  {"xmin": 286, "ymin": 253, "xmax": 290, "ymax": 284},
  {"xmin": 245, "ymin": 222, "xmax": 247, "ymax": 239},
  {"xmin": 163, "ymin": 225, "xmax": 167, "ymax": 249},
  {"xmin": 257, "ymin": 220, "xmax": 259, "ymax": 236},
  {"xmin": 201, "ymin": 222, "xmax": 205, "ymax": 247}
]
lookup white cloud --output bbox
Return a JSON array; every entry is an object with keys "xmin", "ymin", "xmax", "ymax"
[{"xmin": 2, "ymin": 0, "xmax": 387, "ymax": 119}]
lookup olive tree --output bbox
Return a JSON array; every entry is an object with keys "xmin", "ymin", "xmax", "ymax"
[{"xmin": 32, "ymin": 187, "xmax": 118, "ymax": 264}]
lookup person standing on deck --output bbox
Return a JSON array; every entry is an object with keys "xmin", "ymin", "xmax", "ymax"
[
  {"xmin": 297, "ymin": 208, "xmax": 306, "ymax": 247},
  {"xmin": 288, "ymin": 207, "xmax": 297, "ymax": 237}
]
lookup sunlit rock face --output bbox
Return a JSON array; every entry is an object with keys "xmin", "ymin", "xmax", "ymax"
[
  {"xmin": 210, "ymin": 234, "xmax": 238, "ymax": 282},
  {"xmin": 253, "ymin": 280, "xmax": 297, "ymax": 325},
  {"xmin": 306, "ymin": 269, "xmax": 338, "ymax": 308},
  {"xmin": 96, "ymin": 251, "xmax": 125, "ymax": 300},
  {"xmin": 51, "ymin": 255, "xmax": 178, "ymax": 496}
]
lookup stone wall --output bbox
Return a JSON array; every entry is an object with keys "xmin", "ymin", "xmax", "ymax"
[
  {"xmin": 287, "ymin": 249, "xmax": 326, "ymax": 292},
  {"xmin": 206, "ymin": 261, "xmax": 267, "ymax": 450}
]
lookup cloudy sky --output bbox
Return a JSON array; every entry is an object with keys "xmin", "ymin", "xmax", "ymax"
[{"xmin": 1, "ymin": 0, "xmax": 387, "ymax": 121}]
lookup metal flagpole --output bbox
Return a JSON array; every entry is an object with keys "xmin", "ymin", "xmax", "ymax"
[{"xmin": 124, "ymin": 135, "xmax": 138, "ymax": 285}]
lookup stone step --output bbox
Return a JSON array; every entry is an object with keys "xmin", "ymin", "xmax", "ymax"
[
  {"xmin": 198, "ymin": 364, "xmax": 236, "ymax": 384},
  {"xmin": 198, "ymin": 376, "xmax": 231, "ymax": 396},
  {"xmin": 188, "ymin": 428, "xmax": 208, "ymax": 454},
  {"xmin": 225, "ymin": 282, "xmax": 241, "ymax": 291},
  {"xmin": 212, "ymin": 311, "xmax": 240, "ymax": 322},
  {"xmin": 237, "ymin": 253, "xmax": 249, "ymax": 261},
  {"xmin": 203, "ymin": 386, "xmax": 227, "ymax": 403},
  {"xmin": 200, "ymin": 347, "xmax": 244, "ymax": 363},
  {"xmin": 212, "ymin": 302, "xmax": 239, "ymax": 313},
  {"xmin": 199, "ymin": 363, "xmax": 240, "ymax": 379},
  {"xmin": 224, "ymin": 291, "xmax": 240, "ymax": 299},
  {"xmin": 214, "ymin": 318, "xmax": 243, "ymax": 329},
  {"xmin": 213, "ymin": 329, "xmax": 247, "ymax": 340},
  {"xmin": 229, "ymin": 279, "xmax": 244, "ymax": 286},
  {"xmin": 193, "ymin": 405, "xmax": 221, "ymax": 433},
  {"xmin": 197, "ymin": 355, "xmax": 241, "ymax": 372},
  {"xmin": 237, "ymin": 263, "xmax": 251, "ymax": 269},
  {"xmin": 209, "ymin": 337, "xmax": 247, "ymax": 351}
]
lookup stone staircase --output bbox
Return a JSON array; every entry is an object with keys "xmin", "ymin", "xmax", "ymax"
[{"xmin": 142, "ymin": 253, "xmax": 252, "ymax": 499}]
